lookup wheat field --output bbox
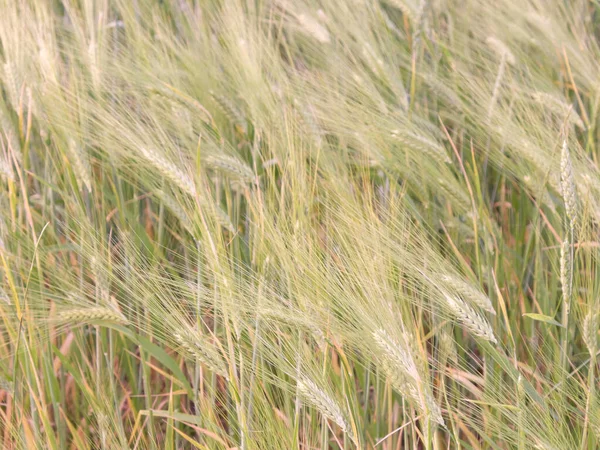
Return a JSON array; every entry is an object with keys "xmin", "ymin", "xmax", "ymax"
[{"xmin": 0, "ymin": 0, "xmax": 599, "ymax": 448}]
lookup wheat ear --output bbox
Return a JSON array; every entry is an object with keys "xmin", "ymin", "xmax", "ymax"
[
  {"xmin": 204, "ymin": 154, "xmax": 255, "ymax": 184},
  {"xmin": 559, "ymin": 238, "xmax": 572, "ymax": 316},
  {"xmin": 443, "ymin": 293, "xmax": 497, "ymax": 344},
  {"xmin": 57, "ymin": 307, "xmax": 128, "ymax": 325},
  {"xmin": 173, "ymin": 328, "xmax": 229, "ymax": 379},
  {"xmin": 138, "ymin": 147, "xmax": 196, "ymax": 197},
  {"xmin": 297, "ymin": 377, "xmax": 357, "ymax": 444},
  {"xmin": 67, "ymin": 139, "xmax": 92, "ymax": 192},
  {"xmin": 583, "ymin": 311, "xmax": 598, "ymax": 356},
  {"xmin": 297, "ymin": 12, "xmax": 330, "ymax": 44},
  {"xmin": 560, "ymin": 139, "xmax": 577, "ymax": 230},
  {"xmin": 441, "ymin": 274, "xmax": 496, "ymax": 314},
  {"xmin": 373, "ymin": 329, "xmax": 445, "ymax": 426}
]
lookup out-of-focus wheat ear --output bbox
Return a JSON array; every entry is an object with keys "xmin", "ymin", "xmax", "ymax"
[
  {"xmin": 149, "ymin": 86, "xmax": 214, "ymax": 127},
  {"xmin": 197, "ymin": 196, "xmax": 236, "ymax": 233},
  {"xmin": 296, "ymin": 100, "xmax": 324, "ymax": 146},
  {"xmin": 523, "ymin": 174, "xmax": 558, "ymax": 213},
  {"xmin": 87, "ymin": 41, "xmax": 101, "ymax": 91},
  {"xmin": 138, "ymin": 146, "xmax": 196, "ymax": 197},
  {"xmin": 438, "ymin": 331, "xmax": 458, "ymax": 365},
  {"xmin": 0, "ymin": 376, "xmax": 13, "ymax": 394},
  {"xmin": 57, "ymin": 306, "xmax": 128, "ymax": 326},
  {"xmin": 560, "ymin": 139, "xmax": 577, "ymax": 230},
  {"xmin": 67, "ymin": 139, "xmax": 92, "ymax": 192},
  {"xmin": 425, "ymin": 391, "xmax": 445, "ymax": 427},
  {"xmin": 378, "ymin": 360, "xmax": 445, "ymax": 427},
  {"xmin": 0, "ymin": 285, "xmax": 9, "ymax": 304},
  {"xmin": 533, "ymin": 440, "xmax": 561, "ymax": 450},
  {"xmin": 373, "ymin": 329, "xmax": 445, "ymax": 427},
  {"xmin": 517, "ymin": 374, "xmax": 526, "ymax": 449},
  {"xmin": 485, "ymin": 37, "xmax": 516, "ymax": 65},
  {"xmin": 437, "ymin": 178, "xmax": 471, "ymax": 211},
  {"xmin": 387, "ymin": 0, "xmax": 418, "ymax": 21},
  {"xmin": 582, "ymin": 311, "xmax": 598, "ymax": 356},
  {"xmin": 411, "ymin": 0, "xmax": 426, "ymax": 54},
  {"xmin": 204, "ymin": 154, "xmax": 255, "ymax": 184},
  {"xmin": 560, "ymin": 238, "xmax": 571, "ymax": 315},
  {"xmin": 422, "ymin": 74, "xmax": 462, "ymax": 109},
  {"xmin": 209, "ymin": 91, "xmax": 247, "ymax": 132},
  {"xmin": 441, "ymin": 274, "xmax": 496, "ymax": 314},
  {"xmin": 2, "ymin": 61, "xmax": 22, "ymax": 112},
  {"xmin": 391, "ymin": 129, "xmax": 452, "ymax": 164},
  {"xmin": 173, "ymin": 328, "xmax": 229, "ymax": 380},
  {"xmin": 0, "ymin": 209, "xmax": 7, "ymax": 252},
  {"xmin": 486, "ymin": 37, "xmax": 514, "ymax": 121},
  {"xmin": 0, "ymin": 146, "xmax": 14, "ymax": 182},
  {"xmin": 0, "ymin": 102, "xmax": 21, "ymax": 162},
  {"xmin": 154, "ymin": 188, "xmax": 234, "ymax": 234},
  {"xmin": 529, "ymin": 92, "xmax": 585, "ymax": 130},
  {"xmin": 442, "ymin": 293, "xmax": 497, "ymax": 343},
  {"xmin": 296, "ymin": 12, "xmax": 330, "ymax": 44},
  {"xmin": 373, "ymin": 328, "xmax": 420, "ymax": 382},
  {"xmin": 153, "ymin": 190, "xmax": 193, "ymax": 232},
  {"xmin": 296, "ymin": 377, "xmax": 357, "ymax": 444}
]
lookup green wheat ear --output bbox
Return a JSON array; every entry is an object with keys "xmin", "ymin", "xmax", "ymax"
[
  {"xmin": 2, "ymin": 0, "xmax": 600, "ymax": 448},
  {"xmin": 560, "ymin": 139, "xmax": 577, "ymax": 230},
  {"xmin": 296, "ymin": 376, "xmax": 357, "ymax": 445},
  {"xmin": 173, "ymin": 328, "xmax": 229, "ymax": 380},
  {"xmin": 57, "ymin": 307, "xmax": 128, "ymax": 326}
]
